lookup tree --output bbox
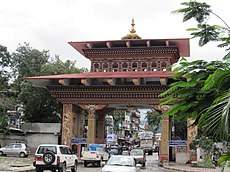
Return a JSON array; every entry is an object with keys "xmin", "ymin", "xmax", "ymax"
[
  {"xmin": 145, "ymin": 110, "xmax": 161, "ymax": 133},
  {"xmin": 0, "ymin": 45, "xmax": 11, "ymax": 92},
  {"xmin": 162, "ymin": 0, "xmax": 230, "ymax": 140},
  {"xmin": 172, "ymin": 1, "xmax": 230, "ymax": 59},
  {"xmin": 40, "ymin": 55, "xmax": 88, "ymax": 75},
  {"xmin": 164, "ymin": 1, "xmax": 230, "ymax": 169},
  {"xmin": 0, "ymin": 45, "xmax": 12, "ymax": 133},
  {"xmin": 190, "ymin": 136, "xmax": 216, "ymax": 167},
  {"xmin": 10, "ymin": 43, "xmax": 86, "ymax": 123}
]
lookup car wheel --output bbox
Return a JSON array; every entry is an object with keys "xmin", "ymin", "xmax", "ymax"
[
  {"xmin": 43, "ymin": 151, "xmax": 55, "ymax": 165},
  {"xmin": 58, "ymin": 163, "xmax": 66, "ymax": 172},
  {"xmin": 84, "ymin": 161, "xmax": 88, "ymax": 167},
  {"xmin": 0, "ymin": 151, "xmax": 4, "ymax": 156},
  {"xmin": 35, "ymin": 167, "xmax": 43, "ymax": 172},
  {"xmin": 98, "ymin": 159, "xmax": 102, "ymax": 167},
  {"xmin": 19, "ymin": 152, "xmax": 26, "ymax": 158},
  {"xmin": 143, "ymin": 162, "xmax": 146, "ymax": 167},
  {"xmin": 71, "ymin": 161, "xmax": 77, "ymax": 172}
]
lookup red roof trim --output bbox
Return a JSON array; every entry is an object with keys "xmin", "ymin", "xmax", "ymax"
[{"xmin": 24, "ymin": 71, "xmax": 174, "ymax": 80}]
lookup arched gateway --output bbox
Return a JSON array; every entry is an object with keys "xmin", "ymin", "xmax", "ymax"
[{"xmin": 25, "ymin": 20, "xmax": 190, "ymax": 162}]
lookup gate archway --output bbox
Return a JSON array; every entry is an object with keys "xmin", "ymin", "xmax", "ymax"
[{"xmin": 25, "ymin": 21, "xmax": 190, "ymax": 162}]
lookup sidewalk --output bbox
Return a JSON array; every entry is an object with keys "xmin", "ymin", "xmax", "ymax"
[{"xmin": 163, "ymin": 163, "xmax": 230, "ymax": 172}]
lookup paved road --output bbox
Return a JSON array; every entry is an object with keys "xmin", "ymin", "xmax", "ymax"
[
  {"xmin": 77, "ymin": 153, "xmax": 176, "ymax": 172},
  {"xmin": 0, "ymin": 153, "xmax": 177, "ymax": 172}
]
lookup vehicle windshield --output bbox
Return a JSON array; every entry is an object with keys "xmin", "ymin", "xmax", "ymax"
[
  {"xmin": 37, "ymin": 146, "xmax": 57, "ymax": 154},
  {"xmin": 107, "ymin": 156, "xmax": 134, "ymax": 167},
  {"xmin": 130, "ymin": 149, "xmax": 143, "ymax": 156}
]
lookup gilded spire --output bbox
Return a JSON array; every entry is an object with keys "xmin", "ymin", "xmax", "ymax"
[
  {"xmin": 122, "ymin": 18, "xmax": 141, "ymax": 40},
  {"xmin": 130, "ymin": 17, "xmax": 136, "ymax": 34}
]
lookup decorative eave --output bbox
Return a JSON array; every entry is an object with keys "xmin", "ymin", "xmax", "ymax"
[
  {"xmin": 24, "ymin": 71, "xmax": 174, "ymax": 87},
  {"xmin": 68, "ymin": 38, "xmax": 190, "ymax": 59}
]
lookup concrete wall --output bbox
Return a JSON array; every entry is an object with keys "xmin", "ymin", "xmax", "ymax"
[
  {"xmin": 0, "ymin": 133, "xmax": 25, "ymax": 147},
  {"xmin": 26, "ymin": 133, "xmax": 60, "ymax": 154},
  {"xmin": 0, "ymin": 123, "xmax": 61, "ymax": 154},
  {"xmin": 22, "ymin": 123, "xmax": 61, "ymax": 154},
  {"xmin": 22, "ymin": 123, "xmax": 61, "ymax": 134}
]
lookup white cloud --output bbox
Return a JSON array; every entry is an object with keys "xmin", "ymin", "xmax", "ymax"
[{"xmin": 0, "ymin": 0, "xmax": 229, "ymax": 69}]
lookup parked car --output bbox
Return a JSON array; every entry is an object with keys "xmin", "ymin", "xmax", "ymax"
[
  {"xmin": 130, "ymin": 149, "xmax": 146, "ymax": 167},
  {"xmin": 101, "ymin": 155, "xmax": 140, "ymax": 172},
  {"xmin": 33, "ymin": 144, "xmax": 78, "ymax": 172},
  {"xmin": 0, "ymin": 143, "xmax": 29, "ymax": 158}
]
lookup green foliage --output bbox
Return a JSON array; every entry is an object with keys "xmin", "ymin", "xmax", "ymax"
[
  {"xmin": 187, "ymin": 24, "xmax": 221, "ymax": 46},
  {"xmin": 0, "ymin": 104, "xmax": 10, "ymax": 133},
  {"xmin": 11, "ymin": 42, "xmax": 49, "ymax": 79},
  {"xmin": 190, "ymin": 136, "xmax": 216, "ymax": 163},
  {"xmin": 218, "ymin": 153, "xmax": 230, "ymax": 169},
  {"xmin": 0, "ymin": 45, "xmax": 11, "ymax": 92},
  {"xmin": 16, "ymin": 82, "xmax": 61, "ymax": 123},
  {"xmin": 173, "ymin": 0, "xmax": 230, "ymax": 57},
  {"xmin": 40, "ymin": 55, "xmax": 88, "ymax": 75},
  {"xmin": 112, "ymin": 110, "xmax": 125, "ymax": 121},
  {"xmin": 145, "ymin": 110, "xmax": 161, "ymax": 133},
  {"xmin": 172, "ymin": 1, "xmax": 211, "ymax": 23},
  {"xmin": 9, "ymin": 43, "xmax": 86, "ymax": 123},
  {"xmin": 160, "ymin": 60, "xmax": 224, "ymax": 120},
  {"xmin": 171, "ymin": 1, "xmax": 230, "ymax": 170}
]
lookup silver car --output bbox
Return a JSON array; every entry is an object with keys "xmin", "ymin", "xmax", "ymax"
[
  {"xmin": 0, "ymin": 143, "xmax": 29, "ymax": 158},
  {"xmin": 101, "ymin": 155, "xmax": 140, "ymax": 172}
]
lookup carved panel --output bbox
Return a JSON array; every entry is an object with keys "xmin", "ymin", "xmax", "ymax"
[{"xmin": 62, "ymin": 104, "xmax": 73, "ymax": 146}]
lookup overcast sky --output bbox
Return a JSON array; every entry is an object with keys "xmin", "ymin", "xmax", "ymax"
[{"xmin": 1, "ymin": 0, "xmax": 229, "ymax": 69}]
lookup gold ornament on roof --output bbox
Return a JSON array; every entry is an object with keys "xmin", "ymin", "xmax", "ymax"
[{"xmin": 122, "ymin": 18, "xmax": 141, "ymax": 40}]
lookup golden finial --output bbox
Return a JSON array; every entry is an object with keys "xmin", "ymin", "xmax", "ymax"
[
  {"xmin": 130, "ymin": 17, "xmax": 136, "ymax": 34},
  {"xmin": 121, "ymin": 17, "xmax": 141, "ymax": 40}
]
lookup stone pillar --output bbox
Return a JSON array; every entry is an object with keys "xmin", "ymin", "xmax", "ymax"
[
  {"xmin": 79, "ymin": 104, "xmax": 107, "ymax": 147},
  {"xmin": 97, "ymin": 113, "xmax": 105, "ymax": 143},
  {"xmin": 62, "ymin": 104, "xmax": 74, "ymax": 146}
]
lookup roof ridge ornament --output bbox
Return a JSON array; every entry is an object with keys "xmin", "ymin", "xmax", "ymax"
[{"xmin": 121, "ymin": 17, "xmax": 142, "ymax": 40}]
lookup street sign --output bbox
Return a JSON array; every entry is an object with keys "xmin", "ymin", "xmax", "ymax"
[
  {"xmin": 71, "ymin": 137, "xmax": 87, "ymax": 144},
  {"xmin": 169, "ymin": 140, "xmax": 186, "ymax": 147}
]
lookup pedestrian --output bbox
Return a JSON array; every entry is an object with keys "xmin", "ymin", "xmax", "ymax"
[{"xmin": 212, "ymin": 153, "xmax": 219, "ymax": 166}]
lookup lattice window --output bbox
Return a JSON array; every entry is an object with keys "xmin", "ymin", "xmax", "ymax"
[
  {"xmin": 142, "ymin": 62, "xmax": 148, "ymax": 71},
  {"xmin": 122, "ymin": 62, "xmax": 128, "ymax": 71},
  {"xmin": 112, "ymin": 62, "xmax": 119, "ymax": 72},
  {"xmin": 94, "ymin": 63, "xmax": 100, "ymax": 72},
  {"xmin": 132, "ymin": 62, "xmax": 138, "ymax": 71},
  {"xmin": 151, "ymin": 62, "xmax": 157, "ymax": 71},
  {"xmin": 161, "ymin": 62, "xmax": 167, "ymax": 71},
  {"xmin": 103, "ymin": 63, "xmax": 109, "ymax": 72}
]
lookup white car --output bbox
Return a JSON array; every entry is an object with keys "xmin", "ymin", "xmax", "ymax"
[
  {"xmin": 101, "ymin": 155, "xmax": 140, "ymax": 172},
  {"xmin": 33, "ymin": 144, "xmax": 78, "ymax": 172}
]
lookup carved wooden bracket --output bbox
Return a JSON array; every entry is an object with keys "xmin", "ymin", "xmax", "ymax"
[
  {"xmin": 132, "ymin": 78, "xmax": 140, "ymax": 85},
  {"xmin": 81, "ymin": 78, "xmax": 91, "ymax": 86},
  {"xmin": 79, "ymin": 104, "xmax": 107, "ymax": 111},
  {"xmin": 150, "ymin": 105, "xmax": 171, "ymax": 113},
  {"xmin": 59, "ymin": 79, "xmax": 70, "ymax": 86}
]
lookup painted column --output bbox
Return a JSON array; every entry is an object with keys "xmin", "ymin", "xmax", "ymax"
[
  {"xmin": 151, "ymin": 105, "xmax": 170, "ymax": 162},
  {"xmin": 79, "ymin": 104, "xmax": 107, "ymax": 147},
  {"xmin": 87, "ymin": 107, "xmax": 96, "ymax": 146},
  {"xmin": 97, "ymin": 113, "xmax": 105, "ymax": 143},
  {"xmin": 62, "ymin": 104, "xmax": 74, "ymax": 146},
  {"xmin": 160, "ymin": 116, "xmax": 170, "ymax": 161}
]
